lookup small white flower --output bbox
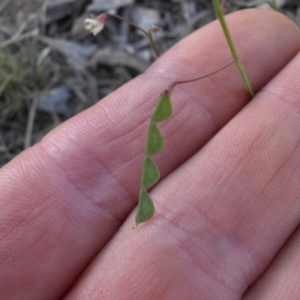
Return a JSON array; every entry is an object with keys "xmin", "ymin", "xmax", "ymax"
[{"xmin": 84, "ymin": 18, "xmax": 104, "ymax": 36}]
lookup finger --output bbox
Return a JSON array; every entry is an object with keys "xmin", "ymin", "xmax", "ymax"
[
  {"xmin": 1, "ymin": 8, "xmax": 299, "ymax": 300},
  {"xmin": 243, "ymin": 225, "xmax": 300, "ymax": 299},
  {"xmin": 63, "ymin": 14, "xmax": 300, "ymax": 300}
]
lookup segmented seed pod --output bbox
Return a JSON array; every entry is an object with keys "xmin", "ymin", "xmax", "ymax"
[{"xmin": 135, "ymin": 90, "xmax": 172, "ymax": 226}]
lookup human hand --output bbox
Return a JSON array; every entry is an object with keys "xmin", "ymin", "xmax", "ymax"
[{"xmin": 1, "ymin": 9, "xmax": 300, "ymax": 300}]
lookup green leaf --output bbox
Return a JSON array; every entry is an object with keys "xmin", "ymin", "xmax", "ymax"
[
  {"xmin": 136, "ymin": 189, "xmax": 155, "ymax": 225},
  {"xmin": 146, "ymin": 123, "xmax": 164, "ymax": 156},
  {"xmin": 151, "ymin": 94, "xmax": 172, "ymax": 123},
  {"xmin": 141, "ymin": 157, "xmax": 160, "ymax": 189}
]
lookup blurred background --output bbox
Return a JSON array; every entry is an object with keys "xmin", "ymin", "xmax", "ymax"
[{"xmin": 0, "ymin": 0, "xmax": 298, "ymax": 166}]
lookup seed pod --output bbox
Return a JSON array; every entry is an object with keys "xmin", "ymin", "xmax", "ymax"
[{"xmin": 135, "ymin": 90, "xmax": 172, "ymax": 226}]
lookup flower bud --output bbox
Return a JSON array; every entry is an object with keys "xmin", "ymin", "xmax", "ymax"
[{"xmin": 148, "ymin": 25, "xmax": 163, "ymax": 33}]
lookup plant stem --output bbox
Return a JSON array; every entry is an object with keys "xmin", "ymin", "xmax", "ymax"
[
  {"xmin": 106, "ymin": 13, "xmax": 160, "ymax": 58},
  {"xmin": 212, "ymin": 0, "xmax": 254, "ymax": 97},
  {"xmin": 148, "ymin": 31, "xmax": 160, "ymax": 58},
  {"xmin": 106, "ymin": 13, "xmax": 148, "ymax": 36},
  {"xmin": 173, "ymin": 59, "xmax": 235, "ymax": 87}
]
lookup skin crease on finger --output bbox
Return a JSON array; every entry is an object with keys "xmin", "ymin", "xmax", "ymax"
[
  {"xmin": 63, "ymin": 10, "xmax": 300, "ymax": 300},
  {"xmin": 243, "ymin": 224, "xmax": 300, "ymax": 299},
  {"xmin": 0, "ymin": 8, "xmax": 300, "ymax": 300}
]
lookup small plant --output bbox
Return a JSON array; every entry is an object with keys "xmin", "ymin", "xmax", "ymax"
[
  {"xmin": 85, "ymin": 0, "xmax": 253, "ymax": 226},
  {"xmin": 135, "ymin": 59, "xmax": 235, "ymax": 225}
]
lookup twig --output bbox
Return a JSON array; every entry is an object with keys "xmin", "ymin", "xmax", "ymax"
[
  {"xmin": 24, "ymin": 97, "xmax": 38, "ymax": 149},
  {"xmin": 0, "ymin": 29, "xmax": 39, "ymax": 49},
  {"xmin": 0, "ymin": 0, "xmax": 12, "ymax": 14},
  {"xmin": 0, "ymin": 74, "xmax": 13, "ymax": 96},
  {"xmin": 0, "ymin": 132, "xmax": 8, "ymax": 154}
]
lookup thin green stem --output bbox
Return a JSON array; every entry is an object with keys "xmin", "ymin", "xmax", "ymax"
[{"xmin": 212, "ymin": 0, "xmax": 254, "ymax": 97}]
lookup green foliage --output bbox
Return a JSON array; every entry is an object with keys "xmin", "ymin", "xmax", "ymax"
[{"xmin": 135, "ymin": 91, "xmax": 172, "ymax": 226}]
